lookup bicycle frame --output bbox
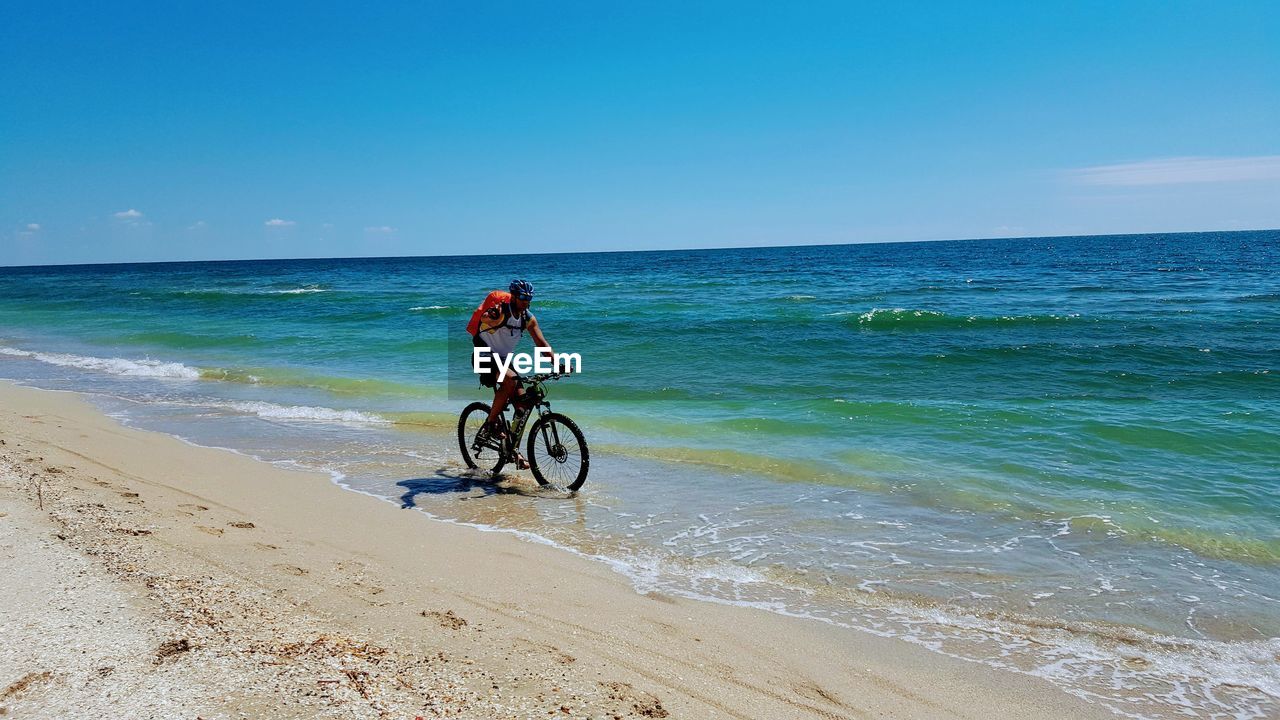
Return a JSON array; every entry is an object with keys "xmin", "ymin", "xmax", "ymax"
[{"xmin": 493, "ymin": 377, "xmax": 557, "ymax": 462}]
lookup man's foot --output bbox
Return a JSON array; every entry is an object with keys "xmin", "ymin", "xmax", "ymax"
[
  {"xmin": 514, "ymin": 453, "xmax": 530, "ymax": 470},
  {"xmin": 484, "ymin": 418, "xmax": 507, "ymax": 440}
]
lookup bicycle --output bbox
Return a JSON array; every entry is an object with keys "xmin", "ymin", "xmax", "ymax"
[{"xmin": 457, "ymin": 372, "xmax": 590, "ymax": 492}]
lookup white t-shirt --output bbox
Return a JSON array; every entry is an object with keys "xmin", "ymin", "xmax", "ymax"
[{"xmin": 478, "ymin": 306, "xmax": 529, "ymax": 360}]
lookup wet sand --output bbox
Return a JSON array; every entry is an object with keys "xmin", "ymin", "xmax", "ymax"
[{"xmin": 0, "ymin": 381, "xmax": 1114, "ymax": 719}]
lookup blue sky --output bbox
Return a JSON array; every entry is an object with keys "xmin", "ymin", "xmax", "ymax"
[{"xmin": 3, "ymin": 1, "xmax": 1278, "ymax": 266}]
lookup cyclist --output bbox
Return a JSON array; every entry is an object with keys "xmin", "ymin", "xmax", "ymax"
[{"xmin": 466, "ymin": 279, "xmax": 556, "ymax": 465}]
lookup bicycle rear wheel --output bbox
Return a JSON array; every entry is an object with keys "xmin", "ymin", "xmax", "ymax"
[
  {"xmin": 526, "ymin": 412, "xmax": 589, "ymax": 491},
  {"xmin": 458, "ymin": 402, "xmax": 506, "ymax": 475}
]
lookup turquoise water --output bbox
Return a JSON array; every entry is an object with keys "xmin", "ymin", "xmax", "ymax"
[{"xmin": 2, "ymin": 231, "xmax": 1277, "ymax": 718}]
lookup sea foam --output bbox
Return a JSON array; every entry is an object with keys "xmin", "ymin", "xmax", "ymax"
[
  {"xmin": 0, "ymin": 346, "xmax": 201, "ymax": 379},
  {"xmin": 219, "ymin": 400, "xmax": 388, "ymax": 424}
]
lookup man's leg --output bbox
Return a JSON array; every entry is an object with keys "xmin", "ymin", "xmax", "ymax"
[
  {"xmin": 483, "ymin": 374, "xmax": 529, "ymax": 468},
  {"xmin": 486, "ymin": 372, "xmax": 517, "ymax": 426}
]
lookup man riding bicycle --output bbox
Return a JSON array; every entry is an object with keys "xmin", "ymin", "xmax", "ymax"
[{"xmin": 467, "ymin": 279, "xmax": 556, "ymax": 466}]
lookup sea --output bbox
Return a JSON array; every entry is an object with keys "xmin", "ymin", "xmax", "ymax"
[{"xmin": 1, "ymin": 230, "xmax": 1277, "ymax": 719}]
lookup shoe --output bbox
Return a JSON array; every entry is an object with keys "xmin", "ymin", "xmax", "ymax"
[
  {"xmin": 473, "ymin": 421, "xmax": 498, "ymax": 449},
  {"xmin": 484, "ymin": 419, "xmax": 508, "ymax": 441}
]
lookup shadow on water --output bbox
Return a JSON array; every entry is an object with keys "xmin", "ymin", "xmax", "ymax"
[{"xmin": 395, "ymin": 466, "xmax": 574, "ymax": 509}]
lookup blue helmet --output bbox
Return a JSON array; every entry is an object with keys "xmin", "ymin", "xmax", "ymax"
[{"xmin": 509, "ymin": 279, "xmax": 534, "ymax": 300}]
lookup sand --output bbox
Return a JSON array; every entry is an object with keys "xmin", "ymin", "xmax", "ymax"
[{"xmin": 0, "ymin": 381, "xmax": 1115, "ymax": 719}]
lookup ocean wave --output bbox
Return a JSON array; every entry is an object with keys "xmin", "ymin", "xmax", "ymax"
[
  {"xmin": 849, "ymin": 308, "xmax": 1082, "ymax": 329},
  {"xmin": 891, "ymin": 599, "xmax": 1280, "ymax": 716},
  {"xmin": 216, "ymin": 400, "xmax": 388, "ymax": 424},
  {"xmin": 1231, "ymin": 292, "xmax": 1280, "ymax": 304},
  {"xmin": 0, "ymin": 344, "xmax": 442, "ymax": 401},
  {"xmin": 267, "ymin": 286, "xmax": 329, "ymax": 295},
  {"xmin": 123, "ymin": 286, "xmax": 336, "ymax": 302},
  {"xmin": 0, "ymin": 346, "xmax": 201, "ymax": 379},
  {"xmin": 708, "ymin": 561, "xmax": 1280, "ymax": 718},
  {"xmin": 408, "ymin": 305, "xmax": 451, "ymax": 311}
]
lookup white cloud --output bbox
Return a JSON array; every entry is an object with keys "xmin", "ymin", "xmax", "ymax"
[
  {"xmin": 25, "ymin": 223, "xmax": 40, "ymax": 231},
  {"xmin": 264, "ymin": 218, "xmax": 296, "ymax": 227},
  {"xmin": 187, "ymin": 220, "xmax": 208, "ymax": 230},
  {"xmin": 113, "ymin": 208, "xmax": 143, "ymax": 219},
  {"xmin": 991, "ymin": 225, "xmax": 1026, "ymax": 237},
  {"xmin": 364, "ymin": 225, "xmax": 397, "ymax": 234},
  {"xmin": 1069, "ymin": 156, "xmax": 1280, "ymax": 186}
]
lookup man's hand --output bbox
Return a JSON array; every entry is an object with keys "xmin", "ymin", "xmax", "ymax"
[{"xmin": 484, "ymin": 305, "xmax": 502, "ymax": 320}]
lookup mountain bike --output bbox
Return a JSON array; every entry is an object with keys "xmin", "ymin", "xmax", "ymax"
[{"xmin": 457, "ymin": 373, "xmax": 590, "ymax": 492}]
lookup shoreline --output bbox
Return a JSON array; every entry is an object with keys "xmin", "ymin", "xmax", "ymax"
[{"xmin": 0, "ymin": 380, "xmax": 1118, "ymax": 718}]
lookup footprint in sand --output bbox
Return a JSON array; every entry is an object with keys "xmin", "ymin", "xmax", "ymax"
[
  {"xmin": 598, "ymin": 681, "xmax": 668, "ymax": 718},
  {"xmin": 353, "ymin": 581, "xmax": 385, "ymax": 596},
  {"xmin": 1, "ymin": 670, "xmax": 54, "ymax": 703},
  {"xmin": 178, "ymin": 504, "xmax": 209, "ymax": 512},
  {"xmin": 792, "ymin": 680, "xmax": 848, "ymax": 709},
  {"xmin": 420, "ymin": 609, "xmax": 468, "ymax": 630},
  {"xmin": 252, "ymin": 542, "xmax": 279, "ymax": 551},
  {"xmin": 515, "ymin": 637, "xmax": 575, "ymax": 665},
  {"xmin": 228, "ymin": 521, "xmax": 255, "ymax": 529},
  {"xmin": 196, "ymin": 526, "xmax": 224, "ymax": 536},
  {"xmin": 274, "ymin": 564, "xmax": 308, "ymax": 576}
]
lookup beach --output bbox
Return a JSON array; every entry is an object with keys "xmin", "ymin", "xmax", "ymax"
[{"xmin": 0, "ymin": 380, "xmax": 1119, "ymax": 718}]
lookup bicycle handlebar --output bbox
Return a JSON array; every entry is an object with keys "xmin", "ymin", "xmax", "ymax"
[{"xmin": 525, "ymin": 372, "xmax": 570, "ymax": 383}]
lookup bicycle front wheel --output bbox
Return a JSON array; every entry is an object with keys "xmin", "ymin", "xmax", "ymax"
[
  {"xmin": 526, "ymin": 412, "xmax": 589, "ymax": 491},
  {"xmin": 458, "ymin": 401, "xmax": 506, "ymax": 475}
]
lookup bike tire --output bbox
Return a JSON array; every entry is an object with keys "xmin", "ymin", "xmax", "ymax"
[
  {"xmin": 526, "ymin": 412, "xmax": 589, "ymax": 491},
  {"xmin": 458, "ymin": 401, "xmax": 506, "ymax": 475}
]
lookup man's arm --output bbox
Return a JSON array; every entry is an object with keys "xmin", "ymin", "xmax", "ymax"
[
  {"xmin": 527, "ymin": 315, "xmax": 551, "ymax": 352},
  {"xmin": 467, "ymin": 290, "xmax": 510, "ymax": 336},
  {"xmin": 527, "ymin": 316, "xmax": 574, "ymax": 374}
]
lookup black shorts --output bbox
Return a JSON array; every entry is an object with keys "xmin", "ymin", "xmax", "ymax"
[{"xmin": 472, "ymin": 335, "xmax": 519, "ymax": 388}]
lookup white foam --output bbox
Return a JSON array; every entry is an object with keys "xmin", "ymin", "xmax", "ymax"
[
  {"xmin": 269, "ymin": 287, "xmax": 328, "ymax": 295},
  {"xmin": 409, "ymin": 305, "xmax": 450, "ymax": 311},
  {"xmin": 217, "ymin": 400, "xmax": 388, "ymax": 424},
  {"xmin": 858, "ymin": 308, "xmax": 948, "ymax": 321},
  {"xmin": 0, "ymin": 346, "xmax": 200, "ymax": 379}
]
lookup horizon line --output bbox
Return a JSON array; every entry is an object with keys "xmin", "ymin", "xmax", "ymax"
[{"xmin": 3, "ymin": 226, "xmax": 1277, "ymax": 271}]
